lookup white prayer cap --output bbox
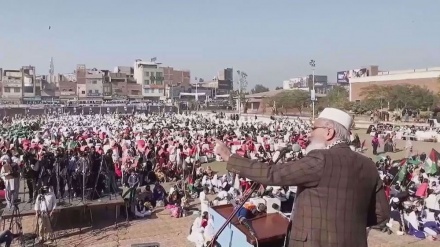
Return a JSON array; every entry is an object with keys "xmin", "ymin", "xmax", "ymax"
[
  {"xmin": 318, "ymin": 108, "xmax": 352, "ymax": 130},
  {"xmin": 391, "ymin": 197, "xmax": 399, "ymax": 203}
]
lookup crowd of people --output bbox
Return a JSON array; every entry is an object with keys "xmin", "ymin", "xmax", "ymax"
[{"xmin": 0, "ymin": 109, "xmax": 439, "ymax": 246}]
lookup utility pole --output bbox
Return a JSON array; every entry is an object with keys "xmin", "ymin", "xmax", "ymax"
[{"xmin": 309, "ymin": 60, "xmax": 316, "ymax": 120}]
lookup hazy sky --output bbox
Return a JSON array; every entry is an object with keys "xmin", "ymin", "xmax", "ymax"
[{"xmin": 1, "ymin": 0, "xmax": 439, "ymax": 89}]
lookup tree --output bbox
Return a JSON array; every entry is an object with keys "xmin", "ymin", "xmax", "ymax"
[
  {"xmin": 269, "ymin": 90, "xmax": 310, "ymax": 114},
  {"xmin": 359, "ymin": 84, "xmax": 436, "ymax": 110},
  {"xmin": 251, "ymin": 84, "xmax": 269, "ymax": 94},
  {"xmin": 320, "ymin": 86, "xmax": 350, "ymax": 109},
  {"xmin": 275, "ymin": 86, "xmax": 283, "ymax": 90}
]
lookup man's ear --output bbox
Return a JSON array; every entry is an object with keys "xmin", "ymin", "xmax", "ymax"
[{"xmin": 326, "ymin": 128, "xmax": 336, "ymax": 141}]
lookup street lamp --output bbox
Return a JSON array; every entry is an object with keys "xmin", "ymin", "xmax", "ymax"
[{"xmin": 309, "ymin": 60, "xmax": 316, "ymax": 120}]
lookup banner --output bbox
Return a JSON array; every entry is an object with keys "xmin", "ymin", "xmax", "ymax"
[{"xmin": 337, "ymin": 68, "xmax": 369, "ymax": 83}]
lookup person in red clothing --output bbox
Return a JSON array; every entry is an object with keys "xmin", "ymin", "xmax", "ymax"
[{"xmin": 239, "ymin": 177, "xmax": 251, "ymax": 193}]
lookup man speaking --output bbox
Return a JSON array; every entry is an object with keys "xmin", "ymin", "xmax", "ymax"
[{"xmin": 215, "ymin": 108, "xmax": 390, "ymax": 247}]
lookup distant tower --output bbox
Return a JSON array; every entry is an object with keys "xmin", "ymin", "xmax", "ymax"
[{"xmin": 49, "ymin": 57, "xmax": 54, "ymax": 83}]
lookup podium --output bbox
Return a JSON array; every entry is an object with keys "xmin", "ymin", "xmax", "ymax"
[{"xmin": 208, "ymin": 204, "xmax": 290, "ymax": 247}]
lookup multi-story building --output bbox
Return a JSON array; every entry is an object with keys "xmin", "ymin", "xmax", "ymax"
[
  {"xmin": 1, "ymin": 69, "xmax": 23, "ymax": 102},
  {"xmin": 107, "ymin": 72, "xmax": 127, "ymax": 99},
  {"xmin": 84, "ymin": 68, "xmax": 104, "ymax": 100},
  {"xmin": 39, "ymin": 75, "xmax": 59, "ymax": 103},
  {"xmin": 216, "ymin": 68, "xmax": 234, "ymax": 95},
  {"xmin": 192, "ymin": 68, "xmax": 234, "ymax": 99},
  {"xmin": 21, "ymin": 66, "xmax": 38, "ymax": 103},
  {"xmin": 162, "ymin": 66, "xmax": 191, "ymax": 100},
  {"xmin": 133, "ymin": 59, "xmax": 165, "ymax": 100},
  {"xmin": 126, "ymin": 79, "xmax": 142, "ymax": 99},
  {"xmin": 56, "ymin": 73, "xmax": 77, "ymax": 102},
  {"xmin": 162, "ymin": 67, "xmax": 191, "ymax": 87},
  {"xmin": 76, "ymin": 64, "xmax": 87, "ymax": 99}
]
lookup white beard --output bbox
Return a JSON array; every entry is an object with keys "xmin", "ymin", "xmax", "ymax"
[{"xmin": 305, "ymin": 139, "xmax": 326, "ymax": 154}]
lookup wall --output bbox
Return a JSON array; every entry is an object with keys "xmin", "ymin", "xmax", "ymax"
[
  {"xmin": 59, "ymin": 81, "xmax": 77, "ymax": 97},
  {"xmin": 86, "ymin": 76, "xmax": 103, "ymax": 97},
  {"xmin": 349, "ymin": 70, "xmax": 440, "ymax": 101},
  {"xmin": 77, "ymin": 84, "xmax": 87, "ymax": 98},
  {"xmin": 112, "ymin": 81, "xmax": 128, "ymax": 96},
  {"xmin": 134, "ymin": 61, "xmax": 165, "ymax": 98},
  {"xmin": 171, "ymin": 69, "xmax": 190, "ymax": 87},
  {"xmin": 2, "ymin": 79, "xmax": 22, "ymax": 99},
  {"xmin": 76, "ymin": 64, "xmax": 86, "ymax": 84},
  {"xmin": 127, "ymin": 83, "xmax": 142, "ymax": 97}
]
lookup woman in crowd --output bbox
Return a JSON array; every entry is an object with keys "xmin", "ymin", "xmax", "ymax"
[
  {"xmin": 372, "ymin": 133, "xmax": 380, "ymax": 155},
  {"xmin": 135, "ymin": 199, "xmax": 152, "ymax": 218}
]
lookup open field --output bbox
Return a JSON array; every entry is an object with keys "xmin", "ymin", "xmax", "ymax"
[{"xmin": 5, "ymin": 129, "xmax": 440, "ymax": 246}]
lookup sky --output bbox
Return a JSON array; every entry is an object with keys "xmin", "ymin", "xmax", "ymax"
[{"xmin": 0, "ymin": 0, "xmax": 439, "ymax": 89}]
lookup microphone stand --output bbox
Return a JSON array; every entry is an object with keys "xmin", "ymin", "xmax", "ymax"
[
  {"xmin": 91, "ymin": 155, "xmax": 104, "ymax": 200},
  {"xmin": 81, "ymin": 156, "xmax": 87, "ymax": 203},
  {"xmin": 208, "ymin": 151, "xmax": 287, "ymax": 247}
]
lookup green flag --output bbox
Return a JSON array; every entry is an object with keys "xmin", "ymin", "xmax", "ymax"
[{"xmin": 397, "ymin": 164, "xmax": 408, "ymax": 183}]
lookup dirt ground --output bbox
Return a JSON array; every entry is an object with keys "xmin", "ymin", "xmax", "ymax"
[{"xmin": 7, "ymin": 128, "xmax": 440, "ymax": 247}]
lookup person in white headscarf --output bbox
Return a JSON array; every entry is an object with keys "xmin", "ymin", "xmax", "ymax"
[
  {"xmin": 187, "ymin": 211, "xmax": 209, "ymax": 247},
  {"xmin": 1, "ymin": 158, "xmax": 17, "ymax": 208}
]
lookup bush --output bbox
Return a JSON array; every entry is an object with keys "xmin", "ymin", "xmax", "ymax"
[{"xmin": 419, "ymin": 111, "xmax": 432, "ymax": 119}]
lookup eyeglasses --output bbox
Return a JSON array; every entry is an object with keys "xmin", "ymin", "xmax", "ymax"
[{"xmin": 311, "ymin": 126, "xmax": 327, "ymax": 131}]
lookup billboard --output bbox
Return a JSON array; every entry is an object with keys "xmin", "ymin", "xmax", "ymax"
[
  {"xmin": 284, "ymin": 76, "xmax": 308, "ymax": 89},
  {"xmin": 337, "ymin": 68, "xmax": 369, "ymax": 83}
]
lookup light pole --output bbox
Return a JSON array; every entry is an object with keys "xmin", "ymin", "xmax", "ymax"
[
  {"xmin": 194, "ymin": 77, "xmax": 199, "ymax": 111},
  {"xmin": 309, "ymin": 60, "xmax": 316, "ymax": 120}
]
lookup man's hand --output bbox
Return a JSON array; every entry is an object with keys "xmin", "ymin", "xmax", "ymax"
[{"xmin": 213, "ymin": 138, "xmax": 231, "ymax": 162}]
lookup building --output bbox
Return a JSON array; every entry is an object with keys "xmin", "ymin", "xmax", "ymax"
[
  {"xmin": 192, "ymin": 68, "xmax": 234, "ymax": 98},
  {"xmin": 215, "ymin": 68, "xmax": 233, "ymax": 95},
  {"xmin": 282, "ymin": 75, "xmax": 328, "ymax": 94},
  {"xmin": 113, "ymin": 66, "xmax": 134, "ymax": 78},
  {"xmin": 56, "ymin": 73, "xmax": 77, "ymax": 102},
  {"xmin": 0, "ymin": 66, "xmax": 39, "ymax": 103},
  {"xmin": 349, "ymin": 66, "xmax": 440, "ymax": 101},
  {"xmin": 39, "ymin": 75, "xmax": 58, "ymax": 103},
  {"xmin": 133, "ymin": 59, "xmax": 165, "ymax": 100},
  {"xmin": 22, "ymin": 66, "xmax": 38, "ymax": 103},
  {"xmin": 1, "ymin": 69, "xmax": 22, "ymax": 102},
  {"xmin": 162, "ymin": 67, "xmax": 191, "ymax": 87},
  {"xmin": 107, "ymin": 72, "xmax": 128, "ymax": 99},
  {"xmin": 126, "ymin": 81, "xmax": 143, "ymax": 99},
  {"xmin": 85, "ymin": 68, "xmax": 104, "ymax": 100}
]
